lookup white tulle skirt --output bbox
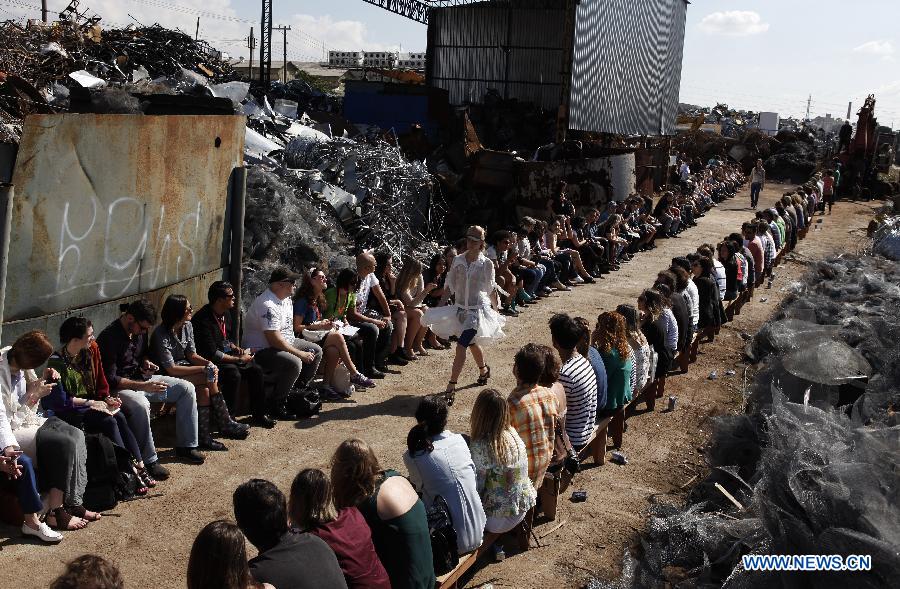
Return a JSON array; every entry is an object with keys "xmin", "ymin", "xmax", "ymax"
[{"xmin": 424, "ymin": 304, "xmax": 505, "ymax": 346}]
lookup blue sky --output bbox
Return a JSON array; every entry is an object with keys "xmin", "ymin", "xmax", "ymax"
[{"xmin": 3, "ymin": 1, "xmax": 899, "ymax": 124}]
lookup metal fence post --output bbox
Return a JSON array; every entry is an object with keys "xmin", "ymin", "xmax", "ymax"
[
  {"xmin": 0, "ymin": 184, "xmax": 13, "ymax": 344},
  {"xmin": 228, "ymin": 167, "xmax": 247, "ymax": 336}
]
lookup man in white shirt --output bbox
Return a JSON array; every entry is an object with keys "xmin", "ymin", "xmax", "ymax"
[{"xmin": 243, "ymin": 267, "xmax": 323, "ymax": 420}]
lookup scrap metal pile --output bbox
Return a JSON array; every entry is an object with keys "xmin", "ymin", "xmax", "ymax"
[
  {"xmin": 675, "ymin": 103, "xmax": 818, "ymax": 182},
  {"xmin": 592, "ymin": 206, "xmax": 900, "ymax": 589},
  {"xmin": 0, "ymin": 16, "xmax": 239, "ymax": 129},
  {"xmin": 0, "ymin": 13, "xmax": 448, "ymax": 305}
]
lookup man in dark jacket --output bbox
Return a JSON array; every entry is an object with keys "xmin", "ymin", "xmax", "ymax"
[
  {"xmin": 192, "ymin": 281, "xmax": 276, "ymax": 429},
  {"xmin": 233, "ymin": 479, "xmax": 348, "ymax": 589}
]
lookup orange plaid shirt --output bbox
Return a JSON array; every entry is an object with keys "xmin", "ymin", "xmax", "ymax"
[{"xmin": 508, "ymin": 385, "xmax": 558, "ymax": 484}]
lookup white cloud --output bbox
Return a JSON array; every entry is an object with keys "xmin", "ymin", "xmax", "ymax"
[
  {"xmin": 853, "ymin": 40, "xmax": 894, "ymax": 55},
  {"xmin": 853, "ymin": 40, "xmax": 894, "ymax": 61},
  {"xmin": 698, "ymin": 11, "xmax": 770, "ymax": 36},
  {"xmin": 288, "ymin": 14, "xmax": 399, "ymax": 54}
]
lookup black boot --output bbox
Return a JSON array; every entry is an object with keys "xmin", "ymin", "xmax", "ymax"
[
  {"xmin": 268, "ymin": 399, "xmax": 296, "ymax": 421},
  {"xmin": 211, "ymin": 394, "xmax": 249, "ymax": 439},
  {"xmin": 197, "ymin": 406, "xmax": 227, "ymax": 451},
  {"xmin": 250, "ymin": 391, "xmax": 277, "ymax": 428}
]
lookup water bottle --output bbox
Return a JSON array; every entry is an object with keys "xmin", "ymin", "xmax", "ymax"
[{"xmin": 205, "ymin": 363, "xmax": 217, "ymax": 383}]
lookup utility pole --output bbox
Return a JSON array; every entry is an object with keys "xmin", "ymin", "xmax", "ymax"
[
  {"xmin": 273, "ymin": 25, "xmax": 292, "ymax": 83},
  {"xmin": 846, "ymin": 102, "xmax": 853, "ymax": 120},
  {"xmin": 805, "ymin": 95, "xmax": 812, "ymax": 122},
  {"xmin": 195, "ymin": 17, "xmax": 200, "ymax": 41},
  {"xmin": 259, "ymin": 0, "xmax": 273, "ymax": 88},
  {"xmin": 246, "ymin": 27, "xmax": 257, "ymax": 81},
  {"xmin": 41, "ymin": 0, "xmax": 48, "ymax": 22}
]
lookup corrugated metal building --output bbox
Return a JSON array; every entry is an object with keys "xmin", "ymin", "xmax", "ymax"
[{"xmin": 426, "ymin": 0, "xmax": 688, "ymax": 137}]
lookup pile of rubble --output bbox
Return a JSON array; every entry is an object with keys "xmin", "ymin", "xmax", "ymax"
[
  {"xmin": 0, "ymin": 17, "xmax": 239, "ymax": 125},
  {"xmin": 592, "ymin": 207, "xmax": 900, "ymax": 589},
  {"xmin": 1, "ymin": 14, "xmax": 448, "ymax": 305}
]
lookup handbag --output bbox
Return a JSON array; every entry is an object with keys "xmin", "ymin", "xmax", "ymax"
[
  {"xmin": 286, "ymin": 387, "xmax": 322, "ymax": 418},
  {"xmin": 547, "ymin": 417, "xmax": 580, "ymax": 476},
  {"xmin": 426, "ymin": 495, "xmax": 459, "ymax": 575}
]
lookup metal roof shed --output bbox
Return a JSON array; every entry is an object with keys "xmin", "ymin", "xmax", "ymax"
[{"xmin": 426, "ymin": 0, "xmax": 688, "ymax": 138}]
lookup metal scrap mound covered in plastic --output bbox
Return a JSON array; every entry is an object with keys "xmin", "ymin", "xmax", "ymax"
[{"xmin": 590, "ymin": 229, "xmax": 900, "ymax": 589}]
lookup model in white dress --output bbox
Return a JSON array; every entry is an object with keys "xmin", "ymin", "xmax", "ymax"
[{"xmin": 424, "ymin": 226, "xmax": 505, "ymax": 404}]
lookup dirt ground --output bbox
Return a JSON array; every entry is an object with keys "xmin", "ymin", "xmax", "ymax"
[{"xmin": 0, "ymin": 185, "xmax": 880, "ymax": 589}]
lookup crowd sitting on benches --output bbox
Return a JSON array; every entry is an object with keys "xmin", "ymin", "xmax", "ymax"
[{"xmin": 3, "ymin": 163, "xmax": 823, "ymax": 589}]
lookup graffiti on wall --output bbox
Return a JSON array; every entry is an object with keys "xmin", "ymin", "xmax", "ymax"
[{"xmin": 6, "ymin": 113, "xmax": 244, "ymax": 321}]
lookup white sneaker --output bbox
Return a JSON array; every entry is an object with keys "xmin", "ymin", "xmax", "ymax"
[
  {"xmin": 572, "ymin": 275, "xmax": 585, "ymax": 284},
  {"xmin": 22, "ymin": 521, "xmax": 63, "ymax": 543}
]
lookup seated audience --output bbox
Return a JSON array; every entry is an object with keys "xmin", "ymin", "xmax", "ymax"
[
  {"xmin": 549, "ymin": 313, "xmax": 598, "ymax": 449},
  {"xmin": 508, "ymin": 344, "xmax": 558, "ymax": 486},
  {"xmin": 394, "ymin": 256, "xmax": 436, "ymax": 357},
  {"xmin": 403, "ymin": 396, "xmax": 486, "ymax": 554},
  {"xmin": 346, "ymin": 253, "xmax": 395, "ymax": 378},
  {"xmin": 692, "ymin": 256, "xmax": 726, "ymax": 335},
  {"xmin": 638, "ymin": 290, "xmax": 673, "ymax": 379},
  {"xmin": 574, "ymin": 317, "xmax": 608, "ymax": 413},
  {"xmin": 331, "ymin": 439, "xmax": 435, "ymax": 589},
  {"xmin": 192, "ymin": 281, "xmax": 275, "ymax": 429},
  {"xmin": 469, "ymin": 388, "xmax": 536, "ymax": 534},
  {"xmin": 49, "ymin": 554, "xmax": 124, "ymax": 589},
  {"xmin": 242, "ymin": 267, "xmax": 323, "ymax": 421},
  {"xmin": 535, "ymin": 344, "xmax": 566, "ymax": 416},
  {"xmin": 374, "ymin": 252, "xmax": 412, "ymax": 363},
  {"xmin": 45, "ymin": 317, "xmax": 155, "ymax": 492},
  {"xmin": 233, "ymin": 478, "xmax": 347, "ymax": 589},
  {"xmin": 288, "ymin": 468, "xmax": 391, "ymax": 589},
  {"xmin": 0, "ymin": 331, "xmax": 96, "ymax": 541},
  {"xmin": 655, "ymin": 276, "xmax": 690, "ymax": 353},
  {"xmin": 615, "ymin": 304, "xmax": 652, "ymax": 392},
  {"xmin": 293, "ymin": 268, "xmax": 375, "ymax": 399},
  {"xmin": 188, "ymin": 519, "xmax": 275, "ymax": 589},
  {"xmin": 422, "ymin": 253, "xmax": 449, "ymax": 308},
  {"xmin": 592, "ymin": 312, "xmax": 634, "ymax": 419},
  {"xmin": 97, "ymin": 299, "xmax": 201, "ymax": 465},
  {"xmin": 152, "ymin": 295, "xmax": 248, "ymax": 451}
]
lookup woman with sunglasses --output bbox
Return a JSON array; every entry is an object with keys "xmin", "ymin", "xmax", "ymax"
[
  {"xmin": 425, "ymin": 226, "xmax": 505, "ymax": 405},
  {"xmin": 152, "ymin": 295, "xmax": 249, "ymax": 451},
  {"xmin": 294, "ymin": 268, "xmax": 375, "ymax": 399}
]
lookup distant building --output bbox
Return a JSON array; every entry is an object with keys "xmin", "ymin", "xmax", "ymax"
[
  {"xmin": 363, "ymin": 51, "xmax": 399, "ymax": 68},
  {"xmin": 328, "ymin": 51, "xmax": 363, "ymax": 67},
  {"xmin": 232, "ymin": 60, "xmax": 302, "ymax": 82},
  {"xmin": 398, "ymin": 52, "xmax": 427, "ymax": 70},
  {"xmin": 809, "ymin": 113, "xmax": 842, "ymax": 133}
]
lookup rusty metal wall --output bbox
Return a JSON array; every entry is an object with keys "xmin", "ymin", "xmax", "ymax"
[
  {"xmin": 8, "ymin": 114, "xmax": 244, "ymax": 320},
  {"xmin": 2, "ymin": 113, "xmax": 244, "ymax": 343},
  {"xmin": 569, "ymin": 0, "xmax": 688, "ymax": 136},
  {"xmin": 427, "ymin": 0, "xmax": 567, "ymax": 109}
]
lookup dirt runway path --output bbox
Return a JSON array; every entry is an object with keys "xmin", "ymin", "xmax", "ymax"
[{"xmin": 0, "ymin": 185, "xmax": 880, "ymax": 588}]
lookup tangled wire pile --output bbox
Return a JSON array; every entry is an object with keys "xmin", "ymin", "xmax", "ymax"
[
  {"xmin": 591, "ymin": 212, "xmax": 900, "ymax": 589},
  {"xmin": 241, "ymin": 167, "xmax": 355, "ymax": 307},
  {"xmin": 285, "ymin": 137, "xmax": 448, "ymax": 261}
]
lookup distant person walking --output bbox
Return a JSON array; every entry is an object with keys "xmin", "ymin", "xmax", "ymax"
[
  {"xmin": 749, "ymin": 159, "xmax": 766, "ymax": 209},
  {"xmin": 823, "ymin": 170, "xmax": 836, "ymax": 213}
]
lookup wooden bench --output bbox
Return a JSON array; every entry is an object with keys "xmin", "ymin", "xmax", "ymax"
[{"xmin": 435, "ymin": 531, "xmax": 503, "ymax": 589}]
